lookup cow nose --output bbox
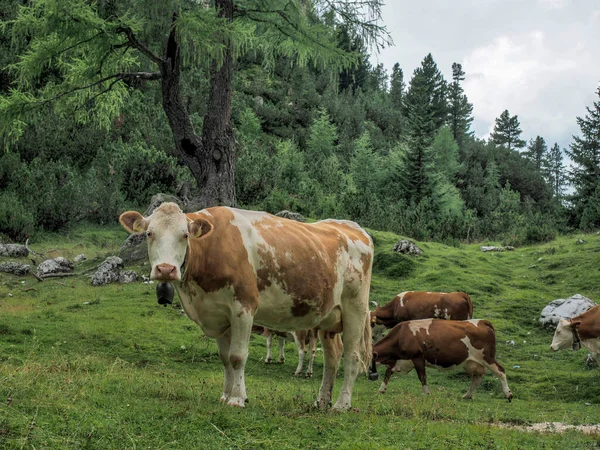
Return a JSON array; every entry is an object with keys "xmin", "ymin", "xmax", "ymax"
[{"xmin": 155, "ymin": 263, "xmax": 177, "ymax": 280}]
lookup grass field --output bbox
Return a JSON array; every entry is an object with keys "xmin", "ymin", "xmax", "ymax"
[{"xmin": 1, "ymin": 224, "xmax": 600, "ymax": 449}]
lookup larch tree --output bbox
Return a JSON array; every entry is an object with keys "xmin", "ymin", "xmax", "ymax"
[
  {"xmin": 1, "ymin": 0, "xmax": 389, "ymax": 207},
  {"xmin": 490, "ymin": 109, "xmax": 526, "ymax": 152},
  {"xmin": 525, "ymin": 135, "xmax": 547, "ymax": 171}
]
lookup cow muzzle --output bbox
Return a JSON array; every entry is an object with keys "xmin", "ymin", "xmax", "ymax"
[{"xmin": 153, "ymin": 263, "xmax": 179, "ymax": 281}]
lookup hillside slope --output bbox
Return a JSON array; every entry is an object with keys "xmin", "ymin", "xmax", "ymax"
[{"xmin": 1, "ymin": 225, "xmax": 599, "ymax": 448}]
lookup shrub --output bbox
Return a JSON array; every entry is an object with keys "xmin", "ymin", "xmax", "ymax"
[
  {"xmin": 85, "ymin": 148, "xmax": 126, "ymax": 224},
  {"xmin": 0, "ymin": 191, "xmax": 35, "ymax": 241}
]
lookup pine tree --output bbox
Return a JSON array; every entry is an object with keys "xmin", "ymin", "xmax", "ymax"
[
  {"xmin": 389, "ymin": 63, "xmax": 405, "ymax": 109},
  {"xmin": 542, "ymin": 143, "xmax": 566, "ymax": 199},
  {"xmin": 525, "ymin": 136, "xmax": 548, "ymax": 170},
  {"xmin": 567, "ymin": 86, "xmax": 600, "ymax": 228},
  {"xmin": 490, "ymin": 110, "xmax": 526, "ymax": 151},
  {"xmin": 447, "ymin": 63, "xmax": 473, "ymax": 147}
]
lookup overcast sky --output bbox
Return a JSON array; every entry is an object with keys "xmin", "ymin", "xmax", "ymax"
[{"xmin": 374, "ymin": 0, "xmax": 600, "ymax": 151}]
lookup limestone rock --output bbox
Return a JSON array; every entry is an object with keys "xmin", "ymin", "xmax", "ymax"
[
  {"xmin": 0, "ymin": 244, "xmax": 28, "ymax": 258},
  {"xmin": 275, "ymin": 210, "xmax": 306, "ymax": 222},
  {"xmin": 539, "ymin": 294, "xmax": 597, "ymax": 330},
  {"xmin": 392, "ymin": 239, "xmax": 422, "ymax": 256},
  {"xmin": 37, "ymin": 257, "xmax": 73, "ymax": 277},
  {"xmin": 0, "ymin": 262, "xmax": 31, "ymax": 276},
  {"xmin": 118, "ymin": 270, "xmax": 139, "ymax": 284},
  {"xmin": 74, "ymin": 254, "xmax": 86, "ymax": 263},
  {"xmin": 92, "ymin": 256, "xmax": 123, "ymax": 286},
  {"xmin": 480, "ymin": 246, "xmax": 515, "ymax": 252}
]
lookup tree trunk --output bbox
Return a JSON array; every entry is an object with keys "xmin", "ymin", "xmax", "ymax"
[{"xmin": 160, "ymin": 3, "xmax": 236, "ymax": 208}]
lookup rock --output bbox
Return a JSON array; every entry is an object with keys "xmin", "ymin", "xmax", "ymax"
[
  {"xmin": 275, "ymin": 210, "xmax": 306, "ymax": 222},
  {"xmin": 37, "ymin": 257, "xmax": 74, "ymax": 277},
  {"xmin": 91, "ymin": 256, "xmax": 124, "ymax": 286},
  {"xmin": 392, "ymin": 239, "xmax": 422, "ymax": 256},
  {"xmin": 118, "ymin": 270, "xmax": 139, "ymax": 284},
  {"xmin": 0, "ymin": 262, "xmax": 31, "ymax": 276},
  {"xmin": 92, "ymin": 256, "xmax": 139, "ymax": 286},
  {"xmin": 480, "ymin": 246, "xmax": 514, "ymax": 252},
  {"xmin": 0, "ymin": 244, "xmax": 28, "ymax": 258},
  {"xmin": 539, "ymin": 294, "xmax": 597, "ymax": 330},
  {"xmin": 576, "ymin": 239, "xmax": 587, "ymax": 244},
  {"xmin": 74, "ymin": 254, "xmax": 86, "ymax": 263}
]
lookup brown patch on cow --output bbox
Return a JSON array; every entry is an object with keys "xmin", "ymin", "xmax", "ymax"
[
  {"xmin": 360, "ymin": 251, "xmax": 372, "ymax": 275},
  {"xmin": 291, "ymin": 300, "xmax": 312, "ymax": 317},
  {"xmin": 570, "ymin": 305, "xmax": 600, "ymax": 341},
  {"xmin": 230, "ymin": 354, "xmax": 243, "ymax": 370},
  {"xmin": 183, "ymin": 208, "xmax": 259, "ymax": 313}
]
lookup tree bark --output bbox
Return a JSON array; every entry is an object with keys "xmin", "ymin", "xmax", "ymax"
[{"xmin": 160, "ymin": 3, "xmax": 236, "ymax": 208}]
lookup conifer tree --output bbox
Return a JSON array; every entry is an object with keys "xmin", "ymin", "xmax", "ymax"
[
  {"xmin": 389, "ymin": 63, "xmax": 405, "ymax": 109},
  {"xmin": 525, "ymin": 136, "xmax": 548, "ymax": 170},
  {"xmin": 542, "ymin": 143, "xmax": 566, "ymax": 199},
  {"xmin": 490, "ymin": 110, "xmax": 526, "ymax": 151},
  {"xmin": 447, "ymin": 63, "xmax": 473, "ymax": 147},
  {"xmin": 567, "ymin": 86, "xmax": 600, "ymax": 228}
]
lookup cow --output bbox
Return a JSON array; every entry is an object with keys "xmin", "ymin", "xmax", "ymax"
[
  {"xmin": 252, "ymin": 326, "xmax": 319, "ymax": 377},
  {"xmin": 370, "ymin": 319, "xmax": 513, "ymax": 401},
  {"xmin": 371, "ymin": 291, "xmax": 473, "ymax": 328},
  {"xmin": 550, "ymin": 305, "xmax": 600, "ymax": 365},
  {"xmin": 119, "ymin": 203, "xmax": 373, "ymax": 410}
]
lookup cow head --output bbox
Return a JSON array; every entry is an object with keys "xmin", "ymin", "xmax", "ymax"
[
  {"xmin": 119, "ymin": 202, "xmax": 213, "ymax": 282},
  {"xmin": 550, "ymin": 318, "xmax": 581, "ymax": 351}
]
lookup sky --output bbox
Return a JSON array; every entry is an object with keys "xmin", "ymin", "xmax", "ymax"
[{"xmin": 374, "ymin": 0, "xmax": 600, "ymax": 152}]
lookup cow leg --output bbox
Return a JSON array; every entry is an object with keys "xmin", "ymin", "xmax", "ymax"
[
  {"xmin": 293, "ymin": 332, "xmax": 306, "ymax": 377},
  {"xmin": 483, "ymin": 360, "xmax": 513, "ymax": 401},
  {"xmin": 463, "ymin": 361, "xmax": 486, "ymax": 399},
  {"xmin": 378, "ymin": 365, "xmax": 394, "ymax": 394},
  {"xmin": 306, "ymin": 331, "xmax": 317, "ymax": 378},
  {"xmin": 226, "ymin": 315, "xmax": 253, "ymax": 407},
  {"xmin": 315, "ymin": 331, "xmax": 342, "ymax": 409},
  {"xmin": 412, "ymin": 357, "xmax": 429, "ymax": 395},
  {"xmin": 215, "ymin": 332, "xmax": 234, "ymax": 403},
  {"xmin": 278, "ymin": 336, "xmax": 286, "ymax": 363},
  {"xmin": 264, "ymin": 332, "xmax": 273, "ymax": 363}
]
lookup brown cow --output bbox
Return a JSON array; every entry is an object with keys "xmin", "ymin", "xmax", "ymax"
[
  {"xmin": 371, "ymin": 291, "xmax": 473, "ymax": 328},
  {"xmin": 120, "ymin": 203, "xmax": 373, "ymax": 410},
  {"xmin": 551, "ymin": 305, "xmax": 600, "ymax": 365},
  {"xmin": 252, "ymin": 326, "xmax": 319, "ymax": 377},
  {"xmin": 371, "ymin": 319, "xmax": 512, "ymax": 401}
]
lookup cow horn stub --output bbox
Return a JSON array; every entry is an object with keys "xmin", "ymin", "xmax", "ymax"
[{"xmin": 156, "ymin": 282, "xmax": 174, "ymax": 307}]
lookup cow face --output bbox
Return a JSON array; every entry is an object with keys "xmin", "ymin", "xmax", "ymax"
[
  {"xmin": 550, "ymin": 318, "xmax": 578, "ymax": 351},
  {"xmin": 119, "ymin": 203, "xmax": 213, "ymax": 282}
]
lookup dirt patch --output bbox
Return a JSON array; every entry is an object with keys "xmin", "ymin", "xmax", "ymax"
[{"xmin": 495, "ymin": 421, "xmax": 600, "ymax": 435}]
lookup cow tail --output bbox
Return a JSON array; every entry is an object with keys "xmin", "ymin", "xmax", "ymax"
[
  {"xmin": 360, "ymin": 311, "xmax": 373, "ymax": 374},
  {"xmin": 465, "ymin": 293, "xmax": 474, "ymax": 319}
]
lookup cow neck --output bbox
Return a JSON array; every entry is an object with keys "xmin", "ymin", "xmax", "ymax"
[{"xmin": 570, "ymin": 319, "xmax": 582, "ymax": 351}]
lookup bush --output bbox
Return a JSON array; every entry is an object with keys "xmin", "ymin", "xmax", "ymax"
[
  {"xmin": 117, "ymin": 142, "xmax": 179, "ymax": 205},
  {"xmin": 85, "ymin": 148, "xmax": 126, "ymax": 224},
  {"xmin": 0, "ymin": 191, "xmax": 35, "ymax": 241}
]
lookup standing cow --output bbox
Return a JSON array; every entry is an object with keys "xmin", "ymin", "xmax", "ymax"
[
  {"xmin": 371, "ymin": 319, "xmax": 513, "ymax": 401},
  {"xmin": 252, "ymin": 326, "xmax": 319, "ymax": 377},
  {"xmin": 120, "ymin": 203, "xmax": 373, "ymax": 410},
  {"xmin": 550, "ymin": 305, "xmax": 600, "ymax": 365},
  {"xmin": 371, "ymin": 291, "xmax": 473, "ymax": 328}
]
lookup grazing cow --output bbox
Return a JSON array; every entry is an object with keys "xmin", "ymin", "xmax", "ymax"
[
  {"xmin": 252, "ymin": 326, "xmax": 319, "ymax": 377},
  {"xmin": 371, "ymin": 291, "xmax": 473, "ymax": 328},
  {"xmin": 550, "ymin": 305, "xmax": 600, "ymax": 365},
  {"xmin": 120, "ymin": 203, "xmax": 373, "ymax": 410},
  {"xmin": 371, "ymin": 319, "xmax": 513, "ymax": 401}
]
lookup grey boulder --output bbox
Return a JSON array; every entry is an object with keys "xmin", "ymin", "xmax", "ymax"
[{"xmin": 539, "ymin": 294, "xmax": 596, "ymax": 330}]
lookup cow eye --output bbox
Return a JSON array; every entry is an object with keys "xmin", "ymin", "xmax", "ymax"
[
  {"xmin": 183, "ymin": 232, "xmax": 189, "ymax": 240},
  {"xmin": 146, "ymin": 231, "xmax": 153, "ymax": 238}
]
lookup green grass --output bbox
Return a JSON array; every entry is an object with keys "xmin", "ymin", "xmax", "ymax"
[{"xmin": 2, "ymin": 225, "xmax": 600, "ymax": 448}]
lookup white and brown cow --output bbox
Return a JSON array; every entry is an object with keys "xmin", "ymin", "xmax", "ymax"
[
  {"xmin": 371, "ymin": 291, "xmax": 473, "ymax": 328},
  {"xmin": 120, "ymin": 203, "xmax": 373, "ymax": 410},
  {"xmin": 371, "ymin": 319, "xmax": 512, "ymax": 401},
  {"xmin": 551, "ymin": 305, "xmax": 600, "ymax": 365},
  {"xmin": 252, "ymin": 326, "xmax": 319, "ymax": 377}
]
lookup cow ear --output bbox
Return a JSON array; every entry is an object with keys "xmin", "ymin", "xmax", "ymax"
[
  {"xmin": 570, "ymin": 320, "xmax": 581, "ymax": 329},
  {"xmin": 188, "ymin": 218, "xmax": 214, "ymax": 239},
  {"xmin": 120, "ymin": 211, "xmax": 148, "ymax": 234}
]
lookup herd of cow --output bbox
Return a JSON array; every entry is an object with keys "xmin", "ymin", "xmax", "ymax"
[{"xmin": 119, "ymin": 202, "xmax": 595, "ymax": 411}]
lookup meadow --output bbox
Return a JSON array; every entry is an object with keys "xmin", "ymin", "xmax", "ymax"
[{"xmin": 1, "ymin": 224, "xmax": 600, "ymax": 449}]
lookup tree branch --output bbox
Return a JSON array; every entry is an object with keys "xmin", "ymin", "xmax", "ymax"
[{"xmin": 116, "ymin": 25, "xmax": 164, "ymax": 66}]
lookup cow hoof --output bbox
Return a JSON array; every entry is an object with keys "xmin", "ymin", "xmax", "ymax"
[
  {"xmin": 294, "ymin": 372, "xmax": 302, "ymax": 377},
  {"xmin": 507, "ymin": 394, "xmax": 513, "ymax": 403},
  {"xmin": 368, "ymin": 372, "xmax": 379, "ymax": 381},
  {"xmin": 462, "ymin": 394, "xmax": 473, "ymax": 400},
  {"xmin": 227, "ymin": 397, "xmax": 245, "ymax": 408},
  {"xmin": 278, "ymin": 359, "xmax": 285, "ymax": 364},
  {"xmin": 220, "ymin": 394, "xmax": 229, "ymax": 403},
  {"xmin": 245, "ymin": 397, "xmax": 249, "ymax": 404},
  {"xmin": 332, "ymin": 402, "xmax": 351, "ymax": 412},
  {"xmin": 378, "ymin": 389, "xmax": 386, "ymax": 394},
  {"xmin": 313, "ymin": 399, "xmax": 331, "ymax": 410},
  {"xmin": 305, "ymin": 372, "xmax": 312, "ymax": 378},
  {"xmin": 265, "ymin": 358, "xmax": 272, "ymax": 364}
]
